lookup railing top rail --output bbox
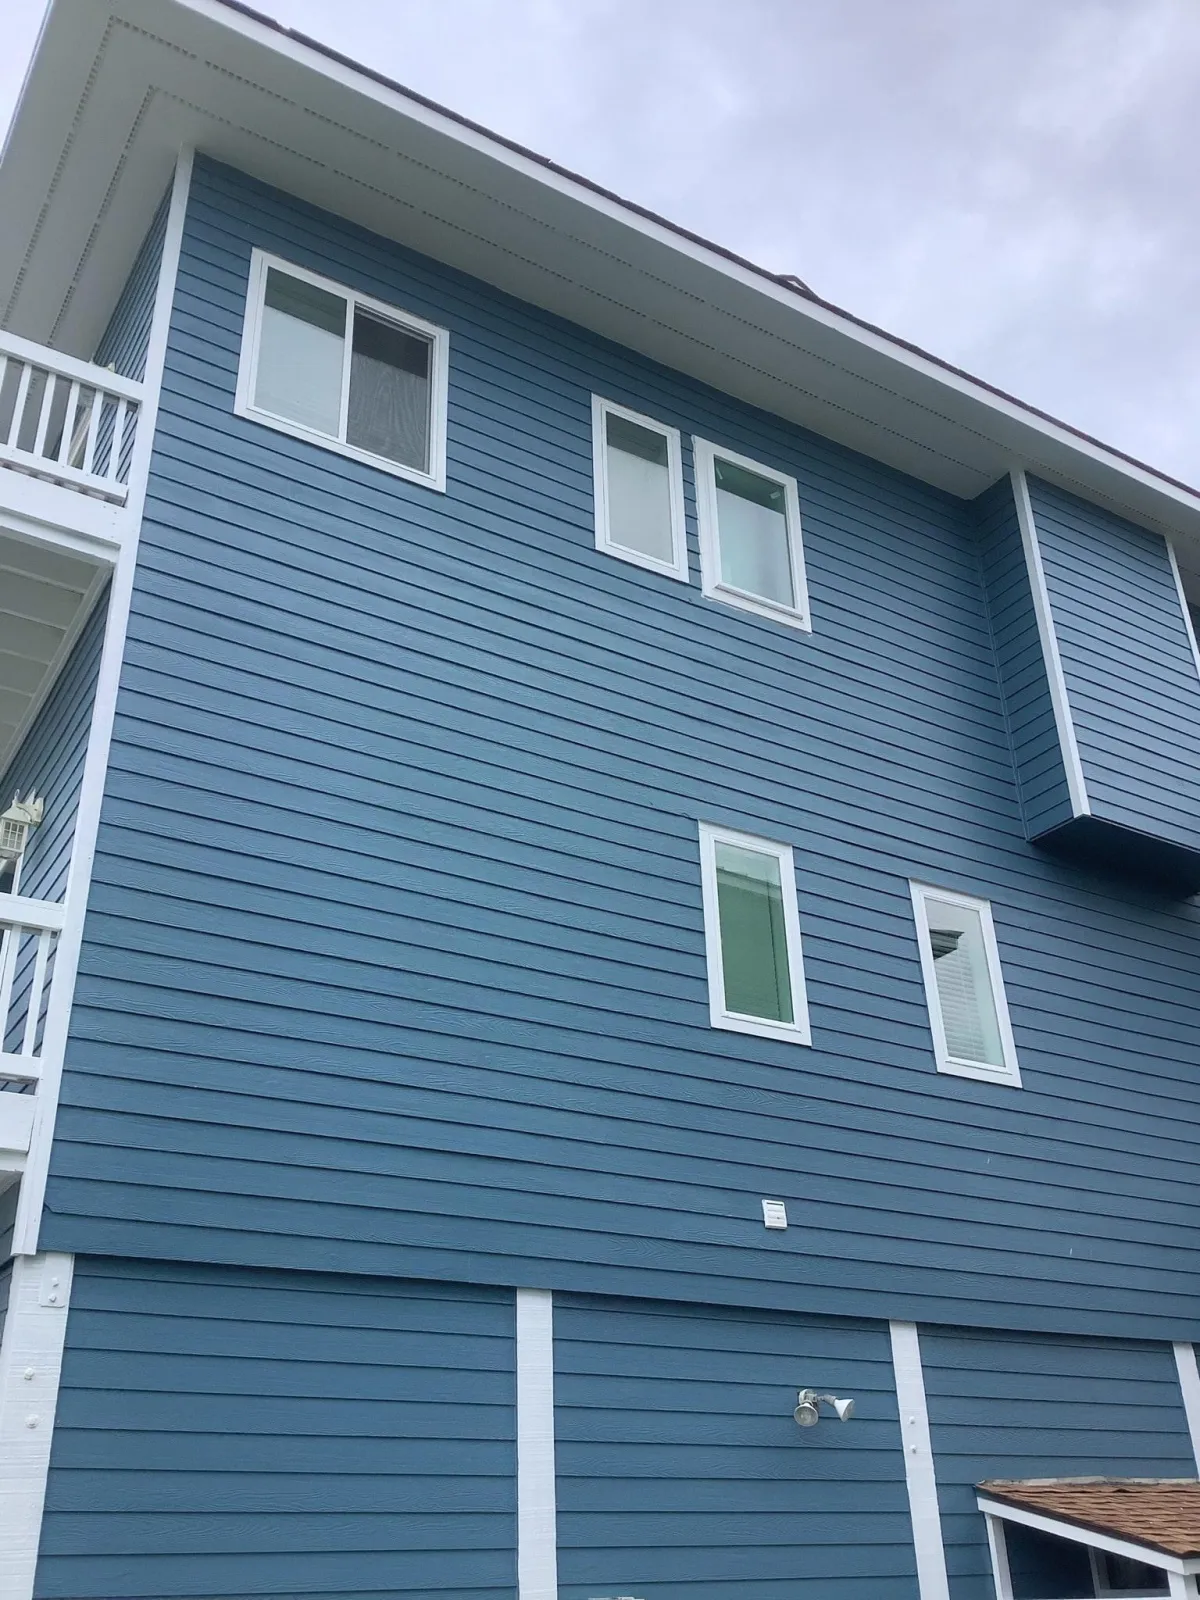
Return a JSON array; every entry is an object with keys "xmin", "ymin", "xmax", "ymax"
[
  {"xmin": 0, "ymin": 330, "xmax": 144, "ymax": 403},
  {"xmin": 0, "ymin": 893, "xmax": 67, "ymax": 933}
]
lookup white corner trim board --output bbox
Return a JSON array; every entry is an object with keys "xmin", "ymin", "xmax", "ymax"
[
  {"xmin": 11, "ymin": 147, "xmax": 195, "ymax": 1257},
  {"xmin": 1167, "ymin": 542, "xmax": 1200, "ymax": 685},
  {"xmin": 1009, "ymin": 467, "xmax": 1090, "ymax": 819},
  {"xmin": 516, "ymin": 1288, "xmax": 558, "ymax": 1600},
  {"xmin": 890, "ymin": 1320, "xmax": 951, "ymax": 1600},
  {"xmin": 1174, "ymin": 1342, "xmax": 1200, "ymax": 1473},
  {"xmin": 0, "ymin": 1254, "xmax": 74, "ymax": 1600}
]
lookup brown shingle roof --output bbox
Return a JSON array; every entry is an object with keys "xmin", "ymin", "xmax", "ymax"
[{"xmin": 979, "ymin": 1479, "xmax": 1200, "ymax": 1559}]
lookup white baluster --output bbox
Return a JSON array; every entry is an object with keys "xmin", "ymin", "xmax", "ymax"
[
  {"xmin": 6, "ymin": 360, "xmax": 32, "ymax": 450},
  {"xmin": 31, "ymin": 370, "xmax": 55, "ymax": 460},
  {"xmin": 21, "ymin": 928, "xmax": 52, "ymax": 1058},
  {"xmin": 58, "ymin": 379, "xmax": 81, "ymax": 464},
  {"xmin": 82, "ymin": 383, "xmax": 103, "ymax": 477},
  {"xmin": 109, "ymin": 397, "xmax": 130, "ymax": 482},
  {"xmin": 0, "ymin": 922, "xmax": 19, "ymax": 1049}
]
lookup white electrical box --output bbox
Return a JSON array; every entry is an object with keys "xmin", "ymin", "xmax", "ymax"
[{"xmin": 762, "ymin": 1199, "xmax": 788, "ymax": 1230}]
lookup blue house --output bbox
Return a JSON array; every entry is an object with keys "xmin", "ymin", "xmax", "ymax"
[{"xmin": 3, "ymin": 3, "xmax": 1200, "ymax": 1597}]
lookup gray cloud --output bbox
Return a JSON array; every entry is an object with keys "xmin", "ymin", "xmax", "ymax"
[{"xmin": 4, "ymin": 0, "xmax": 1198, "ymax": 480}]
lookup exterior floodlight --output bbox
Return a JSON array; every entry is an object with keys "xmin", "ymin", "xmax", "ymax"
[
  {"xmin": 794, "ymin": 1394, "xmax": 820, "ymax": 1426},
  {"xmin": 795, "ymin": 1388, "xmax": 856, "ymax": 1426},
  {"xmin": 0, "ymin": 796, "xmax": 44, "ymax": 863}
]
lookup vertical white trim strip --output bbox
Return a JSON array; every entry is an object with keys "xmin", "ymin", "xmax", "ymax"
[
  {"xmin": 890, "ymin": 1320, "xmax": 951, "ymax": 1600},
  {"xmin": 11, "ymin": 149, "xmax": 195, "ymax": 1257},
  {"xmin": 1166, "ymin": 542, "xmax": 1200, "ymax": 684},
  {"xmin": 0, "ymin": 1253, "xmax": 74, "ymax": 1600},
  {"xmin": 516, "ymin": 1288, "xmax": 558, "ymax": 1600},
  {"xmin": 1010, "ymin": 467, "xmax": 1089, "ymax": 818},
  {"xmin": 984, "ymin": 1514, "xmax": 1015, "ymax": 1600},
  {"xmin": 1174, "ymin": 1342, "xmax": 1200, "ymax": 1471}
]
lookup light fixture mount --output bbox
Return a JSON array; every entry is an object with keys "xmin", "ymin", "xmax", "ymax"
[{"xmin": 794, "ymin": 1388, "xmax": 856, "ymax": 1426}]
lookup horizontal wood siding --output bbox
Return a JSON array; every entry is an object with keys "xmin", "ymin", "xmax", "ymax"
[
  {"xmin": 554, "ymin": 1295, "xmax": 916, "ymax": 1599},
  {"xmin": 923, "ymin": 1325, "xmax": 1195, "ymax": 1600},
  {"xmin": 94, "ymin": 192, "xmax": 168, "ymax": 381},
  {"xmin": 34, "ymin": 1259, "xmax": 516, "ymax": 1600},
  {"xmin": 975, "ymin": 478, "xmax": 1073, "ymax": 839},
  {"xmin": 1031, "ymin": 475, "xmax": 1200, "ymax": 853},
  {"xmin": 0, "ymin": 589, "xmax": 107, "ymax": 904},
  {"xmin": 42, "ymin": 158, "xmax": 1200, "ymax": 1338}
]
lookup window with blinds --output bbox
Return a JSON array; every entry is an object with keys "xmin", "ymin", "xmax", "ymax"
[{"xmin": 910, "ymin": 882, "xmax": 1021, "ymax": 1086}]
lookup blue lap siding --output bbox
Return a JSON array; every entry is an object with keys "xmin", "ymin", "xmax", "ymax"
[
  {"xmin": 34, "ymin": 1259, "xmax": 517, "ymax": 1600},
  {"xmin": 975, "ymin": 477, "xmax": 1074, "ymax": 840},
  {"xmin": 922, "ymin": 1325, "xmax": 1197, "ymax": 1600},
  {"xmin": 38, "ymin": 157, "xmax": 1200, "ymax": 1340},
  {"xmin": 554, "ymin": 1294, "xmax": 917, "ymax": 1600},
  {"xmin": 1030, "ymin": 475, "xmax": 1200, "ymax": 855},
  {"xmin": 95, "ymin": 191, "xmax": 168, "ymax": 380},
  {"xmin": 0, "ymin": 591, "xmax": 107, "ymax": 906}
]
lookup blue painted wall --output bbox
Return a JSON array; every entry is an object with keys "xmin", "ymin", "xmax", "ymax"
[
  {"xmin": 34, "ymin": 1259, "xmax": 516, "ymax": 1600},
  {"xmin": 923, "ymin": 1325, "xmax": 1196, "ymax": 1600},
  {"xmin": 95, "ymin": 191, "xmax": 168, "ymax": 380},
  {"xmin": 1031, "ymin": 475, "xmax": 1200, "ymax": 857},
  {"xmin": 0, "ymin": 589, "xmax": 107, "ymax": 904},
  {"xmin": 39, "ymin": 158, "xmax": 1200, "ymax": 1339},
  {"xmin": 554, "ymin": 1294, "xmax": 916, "ymax": 1600},
  {"xmin": 975, "ymin": 478, "xmax": 1073, "ymax": 840}
]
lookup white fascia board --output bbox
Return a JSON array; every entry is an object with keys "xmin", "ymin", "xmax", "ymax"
[
  {"xmin": 162, "ymin": 2, "xmax": 1200, "ymax": 527},
  {"xmin": 5, "ymin": 0, "xmax": 1200, "ymax": 552}
]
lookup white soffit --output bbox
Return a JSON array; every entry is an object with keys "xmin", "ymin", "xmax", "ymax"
[{"xmin": 3, "ymin": 0, "xmax": 1200, "ymax": 552}]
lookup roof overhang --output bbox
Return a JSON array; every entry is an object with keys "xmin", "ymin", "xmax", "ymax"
[
  {"xmin": 979, "ymin": 1487, "xmax": 1200, "ymax": 1577},
  {"xmin": 3, "ymin": 0, "xmax": 1200, "ymax": 561}
]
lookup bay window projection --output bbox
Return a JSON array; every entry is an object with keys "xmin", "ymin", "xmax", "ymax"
[
  {"xmin": 236, "ymin": 250, "xmax": 449, "ymax": 488},
  {"xmin": 699, "ymin": 823, "xmax": 811, "ymax": 1044},
  {"xmin": 592, "ymin": 397, "xmax": 688, "ymax": 579},
  {"xmin": 910, "ymin": 882, "xmax": 1021, "ymax": 1085},
  {"xmin": 694, "ymin": 438, "xmax": 810, "ymax": 628}
]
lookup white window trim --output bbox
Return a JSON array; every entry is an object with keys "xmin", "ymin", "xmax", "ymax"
[
  {"xmin": 909, "ymin": 881, "xmax": 1022, "ymax": 1087},
  {"xmin": 698, "ymin": 821, "xmax": 811, "ymax": 1045},
  {"xmin": 234, "ymin": 247, "xmax": 450, "ymax": 491},
  {"xmin": 591, "ymin": 396, "xmax": 688, "ymax": 581},
  {"xmin": 693, "ymin": 436, "xmax": 811, "ymax": 630}
]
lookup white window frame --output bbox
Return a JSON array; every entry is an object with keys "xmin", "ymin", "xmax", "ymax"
[
  {"xmin": 592, "ymin": 396, "xmax": 688, "ymax": 581},
  {"xmin": 698, "ymin": 822, "xmax": 811, "ymax": 1045},
  {"xmin": 909, "ymin": 881, "xmax": 1021, "ymax": 1087},
  {"xmin": 693, "ymin": 437, "xmax": 811, "ymax": 630},
  {"xmin": 235, "ymin": 248, "xmax": 450, "ymax": 491}
]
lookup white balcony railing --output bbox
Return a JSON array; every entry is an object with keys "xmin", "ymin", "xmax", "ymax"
[
  {"xmin": 0, "ymin": 331, "xmax": 143, "ymax": 505},
  {"xmin": 0, "ymin": 893, "xmax": 65, "ymax": 1085}
]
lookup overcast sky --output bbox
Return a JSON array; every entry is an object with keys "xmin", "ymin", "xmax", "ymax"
[{"xmin": 3, "ymin": 0, "xmax": 1198, "ymax": 483}]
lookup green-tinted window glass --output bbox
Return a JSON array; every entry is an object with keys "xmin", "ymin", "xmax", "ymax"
[{"xmin": 715, "ymin": 841, "xmax": 793, "ymax": 1023}]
